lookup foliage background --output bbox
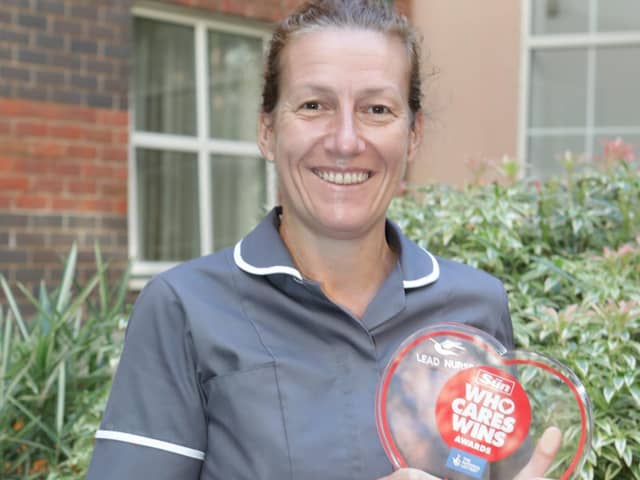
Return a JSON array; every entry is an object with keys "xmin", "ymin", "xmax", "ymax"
[
  {"xmin": 390, "ymin": 148, "xmax": 640, "ymax": 479},
  {"xmin": 0, "ymin": 141, "xmax": 638, "ymax": 479},
  {"xmin": 0, "ymin": 246, "xmax": 128, "ymax": 479}
]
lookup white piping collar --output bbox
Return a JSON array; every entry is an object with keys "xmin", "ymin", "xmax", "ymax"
[
  {"xmin": 234, "ymin": 240, "xmax": 303, "ymax": 281},
  {"xmin": 402, "ymin": 247, "xmax": 440, "ymax": 289},
  {"xmin": 234, "ymin": 238, "xmax": 439, "ymax": 289}
]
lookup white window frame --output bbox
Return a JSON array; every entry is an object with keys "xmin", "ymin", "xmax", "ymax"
[
  {"xmin": 518, "ymin": 0, "xmax": 640, "ymax": 172},
  {"xmin": 129, "ymin": 5, "xmax": 277, "ymax": 288}
]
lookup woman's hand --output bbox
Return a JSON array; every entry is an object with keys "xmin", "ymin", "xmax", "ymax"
[
  {"xmin": 377, "ymin": 468, "xmax": 440, "ymax": 480},
  {"xmin": 513, "ymin": 426, "xmax": 563, "ymax": 480},
  {"xmin": 377, "ymin": 426, "xmax": 563, "ymax": 480}
]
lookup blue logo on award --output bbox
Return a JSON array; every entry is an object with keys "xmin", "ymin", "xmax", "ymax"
[{"xmin": 446, "ymin": 448, "xmax": 487, "ymax": 479}]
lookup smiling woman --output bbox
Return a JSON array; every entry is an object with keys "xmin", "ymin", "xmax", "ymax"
[
  {"xmin": 87, "ymin": 2, "xmax": 559, "ymax": 480},
  {"xmin": 257, "ymin": 27, "xmax": 422, "ymax": 316}
]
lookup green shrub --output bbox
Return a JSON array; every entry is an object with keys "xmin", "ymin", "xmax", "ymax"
[
  {"xmin": 0, "ymin": 244, "xmax": 129, "ymax": 479},
  {"xmin": 389, "ymin": 159, "xmax": 640, "ymax": 479}
]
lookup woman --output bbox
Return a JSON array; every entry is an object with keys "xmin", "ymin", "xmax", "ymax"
[{"xmin": 87, "ymin": 1, "xmax": 560, "ymax": 478}]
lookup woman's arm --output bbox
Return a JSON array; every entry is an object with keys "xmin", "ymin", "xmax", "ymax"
[{"xmin": 86, "ymin": 276, "xmax": 207, "ymax": 479}]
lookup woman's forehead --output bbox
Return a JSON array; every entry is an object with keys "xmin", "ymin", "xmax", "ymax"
[{"xmin": 279, "ymin": 28, "xmax": 411, "ymax": 95}]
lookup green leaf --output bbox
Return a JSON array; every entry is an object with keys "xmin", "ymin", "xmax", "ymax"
[
  {"xmin": 111, "ymin": 263, "xmax": 132, "ymax": 316},
  {"xmin": 37, "ymin": 280, "xmax": 52, "ymax": 335},
  {"xmin": 592, "ymin": 433, "xmax": 606, "ymax": 452},
  {"xmin": 603, "ymin": 386, "xmax": 616, "ymax": 404},
  {"xmin": 575, "ymin": 359, "xmax": 589, "ymax": 377},
  {"xmin": 95, "ymin": 242, "xmax": 108, "ymax": 315},
  {"xmin": 56, "ymin": 241, "xmax": 78, "ymax": 313},
  {"xmin": 1, "ymin": 341, "xmax": 36, "ymax": 405},
  {"xmin": 0, "ymin": 274, "xmax": 29, "ymax": 342},
  {"xmin": 59, "ymin": 273, "xmax": 100, "ymax": 325},
  {"xmin": 544, "ymin": 276, "xmax": 559, "ymax": 292},
  {"xmin": 16, "ymin": 281, "xmax": 56, "ymax": 331},
  {"xmin": 0, "ymin": 434, "xmax": 57, "ymax": 452},
  {"xmin": 0, "ymin": 309, "xmax": 13, "ymax": 403},
  {"xmin": 623, "ymin": 353, "xmax": 637, "ymax": 370},
  {"xmin": 56, "ymin": 361, "xmax": 66, "ymax": 435},
  {"xmin": 613, "ymin": 376, "xmax": 625, "ymax": 392},
  {"xmin": 520, "ymin": 366, "xmax": 538, "ymax": 385},
  {"xmin": 629, "ymin": 431, "xmax": 640, "ymax": 445},
  {"xmin": 614, "ymin": 437, "xmax": 627, "ymax": 457},
  {"xmin": 604, "ymin": 463, "xmax": 623, "ymax": 480},
  {"xmin": 624, "ymin": 373, "xmax": 636, "ymax": 388},
  {"xmin": 73, "ymin": 308, "xmax": 82, "ymax": 338}
]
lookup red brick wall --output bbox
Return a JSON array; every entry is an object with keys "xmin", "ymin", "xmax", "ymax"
[
  {"xmin": 166, "ymin": 0, "xmax": 411, "ymax": 22},
  {"xmin": 167, "ymin": 0, "xmax": 303, "ymax": 21},
  {"xmin": 0, "ymin": 99, "xmax": 128, "ymax": 214},
  {"xmin": 0, "ymin": 99, "xmax": 129, "ymax": 288},
  {"xmin": 0, "ymin": 0, "xmax": 132, "ymax": 314}
]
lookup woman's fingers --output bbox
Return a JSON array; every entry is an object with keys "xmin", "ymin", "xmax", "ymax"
[
  {"xmin": 377, "ymin": 467, "xmax": 441, "ymax": 480},
  {"xmin": 514, "ymin": 426, "xmax": 563, "ymax": 480}
]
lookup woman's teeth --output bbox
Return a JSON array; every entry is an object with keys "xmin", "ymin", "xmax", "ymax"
[{"xmin": 315, "ymin": 170, "xmax": 370, "ymax": 185}]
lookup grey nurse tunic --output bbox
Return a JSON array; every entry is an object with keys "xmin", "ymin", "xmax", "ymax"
[{"xmin": 87, "ymin": 207, "xmax": 517, "ymax": 480}]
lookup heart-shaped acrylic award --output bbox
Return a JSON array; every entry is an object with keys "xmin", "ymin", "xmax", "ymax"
[{"xmin": 376, "ymin": 323, "xmax": 592, "ymax": 480}]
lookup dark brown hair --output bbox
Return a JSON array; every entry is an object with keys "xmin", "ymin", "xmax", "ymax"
[{"xmin": 261, "ymin": 0, "xmax": 423, "ymax": 126}]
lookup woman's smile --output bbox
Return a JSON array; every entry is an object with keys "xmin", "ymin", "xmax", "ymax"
[{"xmin": 312, "ymin": 168, "xmax": 372, "ymax": 186}]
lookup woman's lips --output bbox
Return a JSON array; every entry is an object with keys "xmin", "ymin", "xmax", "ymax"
[{"xmin": 312, "ymin": 168, "xmax": 372, "ymax": 185}]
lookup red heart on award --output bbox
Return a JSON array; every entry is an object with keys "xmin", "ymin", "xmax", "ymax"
[{"xmin": 376, "ymin": 323, "xmax": 592, "ymax": 480}]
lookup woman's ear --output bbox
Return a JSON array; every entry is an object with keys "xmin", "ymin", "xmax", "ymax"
[
  {"xmin": 407, "ymin": 111, "xmax": 424, "ymax": 165},
  {"xmin": 258, "ymin": 112, "xmax": 276, "ymax": 162}
]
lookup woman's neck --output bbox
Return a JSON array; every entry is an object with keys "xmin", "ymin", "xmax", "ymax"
[{"xmin": 279, "ymin": 216, "xmax": 398, "ymax": 319}]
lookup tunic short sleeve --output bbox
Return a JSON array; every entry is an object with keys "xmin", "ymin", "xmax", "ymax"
[
  {"xmin": 86, "ymin": 276, "xmax": 207, "ymax": 479},
  {"xmin": 497, "ymin": 285, "xmax": 515, "ymax": 349}
]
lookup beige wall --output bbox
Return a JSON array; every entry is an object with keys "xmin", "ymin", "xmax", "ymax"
[{"xmin": 409, "ymin": 0, "xmax": 521, "ymax": 186}]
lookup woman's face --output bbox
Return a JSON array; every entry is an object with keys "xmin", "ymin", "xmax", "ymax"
[{"xmin": 258, "ymin": 28, "xmax": 422, "ymax": 241}]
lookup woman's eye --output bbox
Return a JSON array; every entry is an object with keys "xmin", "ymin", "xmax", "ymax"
[
  {"xmin": 301, "ymin": 101, "xmax": 321, "ymax": 111},
  {"xmin": 368, "ymin": 105, "xmax": 391, "ymax": 115}
]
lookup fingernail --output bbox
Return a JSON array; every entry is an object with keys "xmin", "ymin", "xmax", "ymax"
[{"xmin": 540, "ymin": 426, "xmax": 562, "ymax": 456}]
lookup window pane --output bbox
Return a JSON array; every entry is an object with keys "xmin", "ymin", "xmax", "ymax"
[
  {"xmin": 530, "ymin": 49, "xmax": 587, "ymax": 128},
  {"xmin": 594, "ymin": 46, "xmax": 640, "ymax": 128},
  {"xmin": 597, "ymin": 0, "xmax": 640, "ymax": 31},
  {"xmin": 134, "ymin": 18, "xmax": 196, "ymax": 135},
  {"xmin": 527, "ymin": 135, "xmax": 585, "ymax": 177},
  {"xmin": 209, "ymin": 31, "xmax": 263, "ymax": 141},
  {"xmin": 137, "ymin": 148, "xmax": 200, "ymax": 261},
  {"xmin": 531, "ymin": 0, "xmax": 590, "ymax": 35},
  {"xmin": 211, "ymin": 155, "xmax": 266, "ymax": 250}
]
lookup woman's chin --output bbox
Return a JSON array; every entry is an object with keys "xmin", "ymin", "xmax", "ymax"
[{"xmin": 310, "ymin": 210, "xmax": 385, "ymax": 240}]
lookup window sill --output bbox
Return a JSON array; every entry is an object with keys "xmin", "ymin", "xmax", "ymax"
[{"xmin": 129, "ymin": 260, "xmax": 180, "ymax": 290}]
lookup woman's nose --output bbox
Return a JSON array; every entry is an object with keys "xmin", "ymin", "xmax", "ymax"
[{"xmin": 323, "ymin": 109, "xmax": 366, "ymax": 158}]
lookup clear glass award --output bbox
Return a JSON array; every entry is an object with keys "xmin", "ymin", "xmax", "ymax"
[{"xmin": 376, "ymin": 323, "xmax": 592, "ymax": 480}]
